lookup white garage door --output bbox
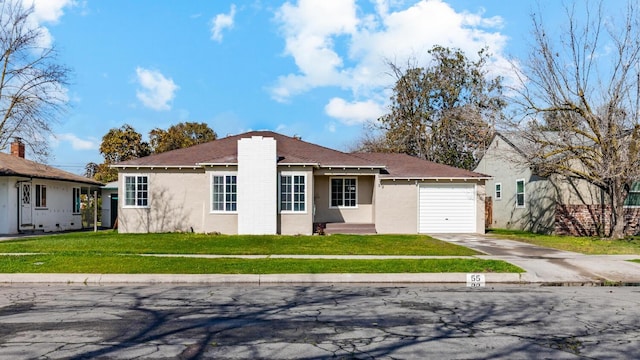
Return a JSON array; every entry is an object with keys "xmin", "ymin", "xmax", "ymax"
[{"xmin": 419, "ymin": 184, "xmax": 476, "ymax": 233}]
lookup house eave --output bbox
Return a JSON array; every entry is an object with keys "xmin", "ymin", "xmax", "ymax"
[
  {"xmin": 380, "ymin": 176, "xmax": 492, "ymax": 181},
  {"xmin": 113, "ymin": 164, "xmax": 202, "ymax": 170}
]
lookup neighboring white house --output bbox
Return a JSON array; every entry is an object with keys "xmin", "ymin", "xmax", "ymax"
[
  {"xmin": 113, "ymin": 131, "xmax": 490, "ymax": 235},
  {"xmin": 0, "ymin": 139, "xmax": 104, "ymax": 234}
]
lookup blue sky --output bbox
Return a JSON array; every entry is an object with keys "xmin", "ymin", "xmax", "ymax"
[{"xmin": 23, "ymin": 0, "xmax": 568, "ymax": 174}]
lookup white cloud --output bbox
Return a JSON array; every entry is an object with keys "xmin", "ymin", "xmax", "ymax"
[
  {"xmin": 7, "ymin": 0, "xmax": 76, "ymax": 48},
  {"xmin": 30, "ymin": 0, "xmax": 75, "ymax": 24},
  {"xmin": 272, "ymin": 0, "xmax": 513, "ymax": 110},
  {"xmin": 211, "ymin": 4, "xmax": 236, "ymax": 42},
  {"xmin": 324, "ymin": 98, "xmax": 386, "ymax": 125},
  {"xmin": 135, "ymin": 67, "xmax": 179, "ymax": 111},
  {"xmin": 52, "ymin": 133, "xmax": 98, "ymax": 150}
]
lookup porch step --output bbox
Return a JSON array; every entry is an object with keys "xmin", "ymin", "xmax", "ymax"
[{"xmin": 322, "ymin": 223, "xmax": 377, "ymax": 235}]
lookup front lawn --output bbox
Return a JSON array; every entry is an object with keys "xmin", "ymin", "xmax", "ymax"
[
  {"xmin": 0, "ymin": 231, "xmax": 479, "ymax": 256},
  {"xmin": 0, "ymin": 231, "xmax": 523, "ymax": 274},
  {"xmin": 0, "ymin": 254, "xmax": 520, "ymax": 274},
  {"xmin": 488, "ymin": 229, "xmax": 640, "ymax": 255}
]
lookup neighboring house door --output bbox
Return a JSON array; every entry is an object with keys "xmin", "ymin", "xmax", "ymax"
[
  {"xmin": 110, "ymin": 195, "xmax": 118, "ymax": 229},
  {"xmin": 419, "ymin": 184, "xmax": 476, "ymax": 233},
  {"xmin": 20, "ymin": 182, "xmax": 33, "ymax": 226}
]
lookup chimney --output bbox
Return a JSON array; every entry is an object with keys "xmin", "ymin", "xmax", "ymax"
[{"xmin": 10, "ymin": 138, "xmax": 25, "ymax": 158}]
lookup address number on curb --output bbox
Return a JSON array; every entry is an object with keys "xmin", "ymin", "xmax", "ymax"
[{"xmin": 466, "ymin": 274, "xmax": 485, "ymax": 287}]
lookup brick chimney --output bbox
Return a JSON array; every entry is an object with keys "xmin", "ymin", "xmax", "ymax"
[{"xmin": 10, "ymin": 138, "xmax": 25, "ymax": 158}]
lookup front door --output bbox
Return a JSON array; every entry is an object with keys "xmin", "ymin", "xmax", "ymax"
[{"xmin": 20, "ymin": 182, "xmax": 33, "ymax": 226}]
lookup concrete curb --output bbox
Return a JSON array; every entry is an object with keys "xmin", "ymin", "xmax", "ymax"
[{"xmin": 0, "ymin": 273, "xmax": 525, "ymax": 285}]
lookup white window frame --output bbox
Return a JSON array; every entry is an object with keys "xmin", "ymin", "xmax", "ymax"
[
  {"xmin": 123, "ymin": 175, "xmax": 149, "ymax": 208},
  {"xmin": 495, "ymin": 183, "xmax": 502, "ymax": 200},
  {"xmin": 72, "ymin": 187, "xmax": 81, "ymax": 214},
  {"xmin": 516, "ymin": 179, "xmax": 525, "ymax": 208},
  {"xmin": 280, "ymin": 172, "xmax": 307, "ymax": 213},
  {"xmin": 329, "ymin": 177, "xmax": 358, "ymax": 208},
  {"xmin": 35, "ymin": 184, "xmax": 47, "ymax": 209},
  {"xmin": 211, "ymin": 172, "xmax": 238, "ymax": 213}
]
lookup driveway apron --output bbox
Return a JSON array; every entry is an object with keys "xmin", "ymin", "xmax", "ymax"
[{"xmin": 431, "ymin": 233, "xmax": 640, "ymax": 284}]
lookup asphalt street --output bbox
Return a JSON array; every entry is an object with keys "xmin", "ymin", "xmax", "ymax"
[{"xmin": 0, "ymin": 284, "xmax": 639, "ymax": 359}]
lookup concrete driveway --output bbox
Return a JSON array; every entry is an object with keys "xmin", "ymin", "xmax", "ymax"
[{"xmin": 431, "ymin": 233, "xmax": 640, "ymax": 284}]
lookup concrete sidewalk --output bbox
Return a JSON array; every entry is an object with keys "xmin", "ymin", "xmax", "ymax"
[{"xmin": 432, "ymin": 233, "xmax": 640, "ymax": 284}]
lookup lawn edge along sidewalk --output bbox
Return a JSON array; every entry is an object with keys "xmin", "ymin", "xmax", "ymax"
[{"xmin": 0, "ymin": 273, "xmax": 524, "ymax": 284}]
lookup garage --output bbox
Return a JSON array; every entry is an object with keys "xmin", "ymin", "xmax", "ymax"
[{"xmin": 419, "ymin": 183, "xmax": 477, "ymax": 233}]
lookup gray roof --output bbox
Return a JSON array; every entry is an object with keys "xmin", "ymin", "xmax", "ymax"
[{"xmin": 0, "ymin": 153, "xmax": 103, "ymax": 186}]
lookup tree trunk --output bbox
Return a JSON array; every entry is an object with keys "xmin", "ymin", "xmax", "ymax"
[{"xmin": 608, "ymin": 186, "xmax": 627, "ymax": 240}]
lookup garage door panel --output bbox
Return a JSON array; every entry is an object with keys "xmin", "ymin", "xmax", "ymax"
[{"xmin": 419, "ymin": 184, "xmax": 476, "ymax": 233}]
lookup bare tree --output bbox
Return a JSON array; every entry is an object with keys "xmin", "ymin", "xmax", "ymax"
[
  {"xmin": 0, "ymin": 1, "xmax": 71, "ymax": 159},
  {"xmin": 511, "ymin": 1, "xmax": 640, "ymax": 238}
]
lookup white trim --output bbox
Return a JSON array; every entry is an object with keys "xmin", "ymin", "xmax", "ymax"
[
  {"xmin": 122, "ymin": 174, "xmax": 150, "ymax": 209},
  {"xmin": 329, "ymin": 176, "xmax": 358, "ymax": 209},
  {"xmin": 279, "ymin": 172, "xmax": 308, "ymax": 214},
  {"xmin": 515, "ymin": 178, "xmax": 526, "ymax": 208},
  {"xmin": 494, "ymin": 182, "xmax": 502, "ymax": 201},
  {"xmin": 210, "ymin": 172, "xmax": 238, "ymax": 214}
]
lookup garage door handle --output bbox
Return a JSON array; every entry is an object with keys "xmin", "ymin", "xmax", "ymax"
[{"xmin": 445, "ymin": 218, "xmax": 448, "ymax": 220}]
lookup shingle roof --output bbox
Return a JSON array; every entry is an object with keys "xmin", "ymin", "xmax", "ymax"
[
  {"xmin": 115, "ymin": 131, "xmax": 385, "ymax": 168},
  {"xmin": 0, "ymin": 153, "xmax": 104, "ymax": 186},
  {"xmin": 354, "ymin": 152, "xmax": 490, "ymax": 179},
  {"xmin": 114, "ymin": 131, "xmax": 488, "ymax": 179}
]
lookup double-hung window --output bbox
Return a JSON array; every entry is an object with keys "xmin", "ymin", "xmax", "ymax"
[
  {"xmin": 124, "ymin": 175, "xmax": 148, "ymax": 207},
  {"xmin": 72, "ymin": 188, "xmax": 81, "ymax": 213},
  {"xmin": 330, "ymin": 178, "xmax": 357, "ymax": 208},
  {"xmin": 212, "ymin": 174, "xmax": 237, "ymax": 212},
  {"xmin": 35, "ymin": 184, "xmax": 47, "ymax": 208},
  {"xmin": 495, "ymin": 183, "xmax": 502, "ymax": 200},
  {"xmin": 516, "ymin": 179, "xmax": 525, "ymax": 207},
  {"xmin": 280, "ymin": 174, "xmax": 305, "ymax": 212},
  {"xmin": 624, "ymin": 182, "xmax": 640, "ymax": 207}
]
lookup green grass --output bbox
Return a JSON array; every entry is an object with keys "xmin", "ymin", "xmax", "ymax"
[
  {"xmin": 0, "ymin": 254, "xmax": 522, "ymax": 274},
  {"xmin": 0, "ymin": 231, "xmax": 479, "ymax": 256},
  {"xmin": 488, "ymin": 229, "xmax": 640, "ymax": 255},
  {"xmin": 0, "ymin": 231, "xmax": 524, "ymax": 274}
]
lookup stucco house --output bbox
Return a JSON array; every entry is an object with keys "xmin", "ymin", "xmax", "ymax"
[
  {"xmin": 113, "ymin": 131, "xmax": 489, "ymax": 235},
  {"xmin": 474, "ymin": 132, "xmax": 640, "ymax": 236},
  {"xmin": 0, "ymin": 139, "xmax": 104, "ymax": 234}
]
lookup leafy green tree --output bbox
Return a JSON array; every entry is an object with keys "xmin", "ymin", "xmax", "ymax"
[
  {"xmin": 149, "ymin": 122, "xmax": 217, "ymax": 153},
  {"xmin": 371, "ymin": 45, "xmax": 505, "ymax": 169},
  {"xmin": 93, "ymin": 124, "xmax": 150, "ymax": 182}
]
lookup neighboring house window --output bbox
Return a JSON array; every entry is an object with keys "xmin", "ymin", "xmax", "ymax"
[
  {"xmin": 495, "ymin": 183, "xmax": 502, "ymax": 200},
  {"xmin": 212, "ymin": 174, "xmax": 237, "ymax": 212},
  {"xmin": 624, "ymin": 182, "xmax": 640, "ymax": 207},
  {"xmin": 35, "ymin": 184, "xmax": 47, "ymax": 208},
  {"xmin": 124, "ymin": 175, "xmax": 149, "ymax": 207},
  {"xmin": 280, "ymin": 174, "xmax": 305, "ymax": 212},
  {"xmin": 516, "ymin": 179, "xmax": 525, "ymax": 207},
  {"xmin": 331, "ymin": 178, "xmax": 357, "ymax": 207},
  {"xmin": 72, "ymin": 188, "xmax": 81, "ymax": 213}
]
